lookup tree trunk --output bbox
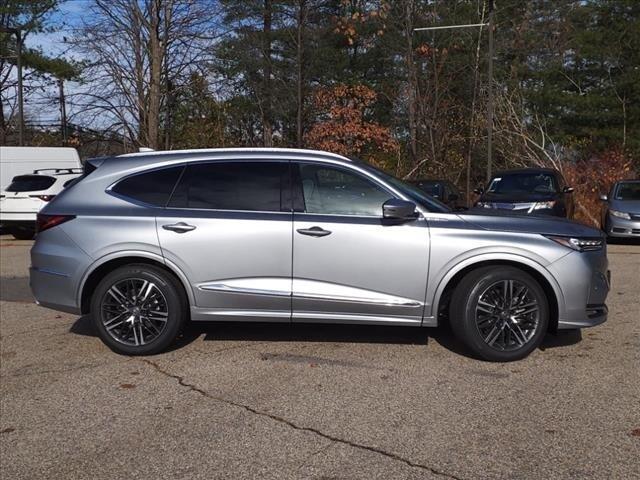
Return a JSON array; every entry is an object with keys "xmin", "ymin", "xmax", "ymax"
[
  {"xmin": 132, "ymin": 1, "xmax": 147, "ymax": 147},
  {"xmin": 296, "ymin": 0, "xmax": 306, "ymax": 148},
  {"xmin": 404, "ymin": 0, "xmax": 418, "ymax": 168},
  {"xmin": 262, "ymin": 0, "xmax": 273, "ymax": 147},
  {"xmin": 148, "ymin": 0, "xmax": 163, "ymax": 150}
]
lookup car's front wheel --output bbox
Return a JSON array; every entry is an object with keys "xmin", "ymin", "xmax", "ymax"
[
  {"xmin": 90, "ymin": 264, "xmax": 187, "ymax": 355},
  {"xmin": 450, "ymin": 266, "xmax": 549, "ymax": 362}
]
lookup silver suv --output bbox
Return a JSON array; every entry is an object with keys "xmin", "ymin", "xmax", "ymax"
[{"xmin": 30, "ymin": 149, "xmax": 609, "ymax": 361}]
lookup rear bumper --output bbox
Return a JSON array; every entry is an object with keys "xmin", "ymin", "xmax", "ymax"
[{"xmin": 29, "ymin": 227, "xmax": 91, "ymax": 315}]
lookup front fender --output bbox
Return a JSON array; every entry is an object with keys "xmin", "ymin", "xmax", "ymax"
[{"xmin": 426, "ymin": 250, "xmax": 566, "ymax": 327}]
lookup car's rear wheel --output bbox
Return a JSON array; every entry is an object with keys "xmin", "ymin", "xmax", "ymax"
[
  {"xmin": 90, "ymin": 264, "xmax": 187, "ymax": 355},
  {"xmin": 450, "ymin": 266, "xmax": 549, "ymax": 362}
]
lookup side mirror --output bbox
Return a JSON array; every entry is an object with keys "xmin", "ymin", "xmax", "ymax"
[
  {"xmin": 599, "ymin": 194, "xmax": 608, "ymax": 202},
  {"xmin": 473, "ymin": 187, "xmax": 484, "ymax": 195},
  {"xmin": 563, "ymin": 186, "xmax": 574, "ymax": 194},
  {"xmin": 448, "ymin": 193, "xmax": 459, "ymax": 201},
  {"xmin": 382, "ymin": 199, "xmax": 417, "ymax": 220}
]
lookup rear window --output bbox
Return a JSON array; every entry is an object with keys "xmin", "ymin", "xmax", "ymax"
[
  {"xmin": 111, "ymin": 165, "xmax": 185, "ymax": 207},
  {"xmin": 168, "ymin": 161, "xmax": 287, "ymax": 212},
  {"xmin": 6, "ymin": 175, "xmax": 56, "ymax": 192}
]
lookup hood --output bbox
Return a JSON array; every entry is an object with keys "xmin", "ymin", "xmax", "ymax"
[
  {"xmin": 458, "ymin": 210, "xmax": 602, "ymax": 237},
  {"xmin": 609, "ymin": 199, "xmax": 640, "ymax": 214},
  {"xmin": 479, "ymin": 191, "xmax": 558, "ymax": 203}
]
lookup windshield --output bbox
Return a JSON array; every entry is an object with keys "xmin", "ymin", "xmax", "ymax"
[
  {"xmin": 413, "ymin": 181, "xmax": 443, "ymax": 197},
  {"xmin": 356, "ymin": 162, "xmax": 452, "ymax": 213},
  {"xmin": 487, "ymin": 172, "xmax": 558, "ymax": 195},
  {"xmin": 614, "ymin": 182, "xmax": 640, "ymax": 200}
]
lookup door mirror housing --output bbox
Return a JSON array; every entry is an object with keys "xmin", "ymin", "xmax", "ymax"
[
  {"xmin": 382, "ymin": 199, "xmax": 417, "ymax": 220},
  {"xmin": 563, "ymin": 186, "xmax": 574, "ymax": 194},
  {"xmin": 473, "ymin": 186, "xmax": 484, "ymax": 195},
  {"xmin": 599, "ymin": 194, "xmax": 608, "ymax": 202}
]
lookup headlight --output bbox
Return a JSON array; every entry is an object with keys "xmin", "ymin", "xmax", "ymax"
[
  {"xmin": 532, "ymin": 200, "xmax": 556, "ymax": 210},
  {"xmin": 609, "ymin": 209, "xmax": 631, "ymax": 220},
  {"xmin": 476, "ymin": 202, "xmax": 491, "ymax": 208},
  {"xmin": 546, "ymin": 235, "xmax": 603, "ymax": 252}
]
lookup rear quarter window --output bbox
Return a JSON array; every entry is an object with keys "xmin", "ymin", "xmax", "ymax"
[
  {"xmin": 111, "ymin": 165, "xmax": 185, "ymax": 207},
  {"xmin": 6, "ymin": 175, "xmax": 56, "ymax": 192}
]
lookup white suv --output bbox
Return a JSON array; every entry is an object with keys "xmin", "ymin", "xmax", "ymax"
[{"xmin": 0, "ymin": 168, "xmax": 82, "ymax": 239}]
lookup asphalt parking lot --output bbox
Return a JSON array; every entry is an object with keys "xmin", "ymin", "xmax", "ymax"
[{"xmin": 1, "ymin": 235, "xmax": 638, "ymax": 479}]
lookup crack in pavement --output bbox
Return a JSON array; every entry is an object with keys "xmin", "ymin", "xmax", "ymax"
[{"xmin": 141, "ymin": 358, "xmax": 464, "ymax": 480}]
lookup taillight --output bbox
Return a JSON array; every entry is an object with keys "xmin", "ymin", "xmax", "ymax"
[
  {"xmin": 30, "ymin": 194, "xmax": 56, "ymax": 202},
  {"xmin": 36, "ymin": 214, "xmax": 75, "ymax": 233}
]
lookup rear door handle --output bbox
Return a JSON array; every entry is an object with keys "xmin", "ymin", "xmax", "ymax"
[
  {"xmin": 162, "ymin": 222, "xmax": 196, "ymax": 233},
  {"xmin": 296, "ymin": 226, "xmax": 332, "ymax": 237}
]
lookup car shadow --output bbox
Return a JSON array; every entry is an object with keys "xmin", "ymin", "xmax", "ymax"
[{"xmin": 70, "ymin": 314, "xmax": 586, "ymax": 359}]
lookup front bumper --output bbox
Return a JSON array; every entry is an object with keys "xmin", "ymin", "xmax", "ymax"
[
  {"xmin": 548, "ymin": 249, "xmax": 610, "ymax": 330},
  {"xmin": 606, "ymin": 212, "xmax": 640, "ymax": 238}
]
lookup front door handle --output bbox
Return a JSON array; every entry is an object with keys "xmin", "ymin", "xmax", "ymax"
[
  {"xmin": 296, "ymin": 226, "xmax": 332, "ymax": 237},
  {"xmin": 162, "ymin": 222, "xmax": 196, "ymax": 233}
]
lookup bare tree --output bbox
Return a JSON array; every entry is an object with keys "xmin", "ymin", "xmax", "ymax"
[{"xmin": 70, "ymin": 0, "xmax": 220, "ymax": 149}]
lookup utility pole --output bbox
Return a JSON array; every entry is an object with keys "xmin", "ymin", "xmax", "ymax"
[
  {"xmin": 486, "ymin": 0, "xmax": 495, "ymax": 182},
  {"xmin": 414, "ymin": 7, "xmax": 493, "ymax": 196},
  {"xmin": 58, "ymin": 79, "xmax": 67, "ymax": 146},
  {"xmin": 1, "ymin": 27, "xmax": 24, "ymax": 145}
]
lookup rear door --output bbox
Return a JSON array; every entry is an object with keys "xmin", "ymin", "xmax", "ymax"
[
  {"xmin": 156, "ymin": 160, "xmax": 293, "ymax": 322},
  {"xmin": 291, "ymin": 162, "xmax": 430, "ymax": 325}
]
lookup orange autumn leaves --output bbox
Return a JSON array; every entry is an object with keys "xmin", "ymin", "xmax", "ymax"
[
  {"xmin": 563, "ymin": 148, "xmax": 636, "ymax": 226},
  {"xmin": 305, "ymin": 84, "xmax": 398, "ymax": 158}
]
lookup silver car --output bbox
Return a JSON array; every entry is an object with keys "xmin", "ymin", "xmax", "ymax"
[
  {"xmin": 600, "ymin": 180, "xmax": 640, "ymax": 239},
  {"xmin": 30, "ymin": 148, "xmax": 609, "ymax": 361}
]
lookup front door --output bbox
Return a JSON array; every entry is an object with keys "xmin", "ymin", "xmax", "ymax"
[
  {"xmin": 291, "ymin": 162, "xmax": 430, "ymax": 325},
  {"xmin": 157, "ymin": 160, "xmax": 293, "ymax": 322}
]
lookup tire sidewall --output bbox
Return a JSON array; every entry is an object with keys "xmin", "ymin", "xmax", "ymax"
[
  {"xmin": 90, "ymin": 265, "xmax": 185, "ymax": 355},
  {"xmin": 458, "ymin": 267, "xmax": 549, "ymax": 362}
]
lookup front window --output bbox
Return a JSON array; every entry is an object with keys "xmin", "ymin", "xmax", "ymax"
[
  {"xmin": 357, "ymin": 163, "xmax": 451, "ymax": 213},
  {"xmin": 297, "ymin": 163, "xmax": 392, "ymax": 216},
  {"xmin": 487, "ymin": 172, "xmax": 558, "ymax": 195},
  {"xmin": 614, "ymin": 182, "xmax": 640, "ymax": 201}
]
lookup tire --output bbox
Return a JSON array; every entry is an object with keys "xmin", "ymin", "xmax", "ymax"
[
  {"xmin": 450, "ymin": 266, "xmax": 549, "ymax": 362},
  {"xmin": 11, "ymin": 228, "xmax": 35, "ymax": 240},
  {"xmin": 90, "ymin": 264, "xmax": 187, "ymax": 355}
]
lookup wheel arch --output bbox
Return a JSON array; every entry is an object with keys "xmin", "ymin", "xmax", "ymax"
[
  {"xmin": 432, "ymin": 255, "xmax": 563, "ymax": 333},
  {"xmin": 78, "ymin": 251, "xmax": 194, "ymax": 314}
]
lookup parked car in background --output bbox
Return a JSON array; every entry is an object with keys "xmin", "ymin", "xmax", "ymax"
[
  {"xmin": 600, "ymin": 180, "xmax": 640, "ymax": 240},
  {"xmin": 409, "ymin": 179, "xmax": 466, "ymax": 209},
  {"xmin": 474, "ymin": 168, "xmax": 574, "ymax": 218},
  {"xmin": 0, "ymin": 168, "xmax": 82, "ymax": 239},
  {"xmin": 0, "ymin": 146, "xmax": 81, "ymax": 190},
  {"xmin": 30, "ymin": 148, "xmax": 609, "ymax": 362}
]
